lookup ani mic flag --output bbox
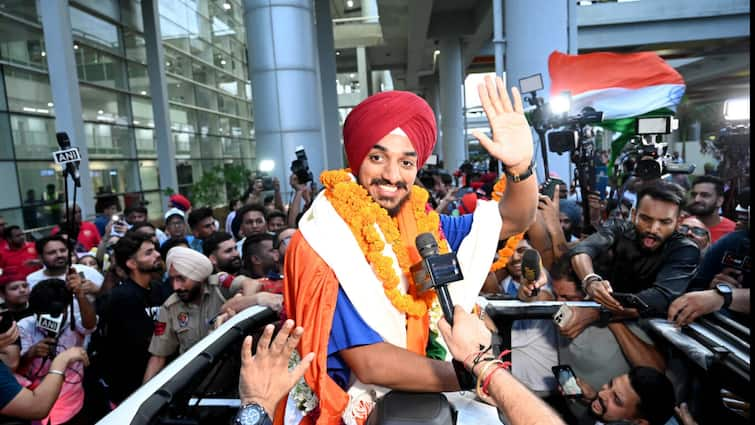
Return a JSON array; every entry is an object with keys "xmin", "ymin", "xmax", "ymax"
[{"xmin": 548, "ymin": 50, "xmax": 686, "ymax": 120}]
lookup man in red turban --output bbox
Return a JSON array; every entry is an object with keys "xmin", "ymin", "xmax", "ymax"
[{"xmin": 277, "ymin": 77, "xmax": 540, "ymax": 425}]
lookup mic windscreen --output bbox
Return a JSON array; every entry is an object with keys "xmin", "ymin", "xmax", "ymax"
[
  {"xmin": 415, "ymin": 232, "xmax": 439, "ymax": 259},
  {"xmin": 56, "ymin": 132, "xmax": 71, "ymax": 149},
  {"xmin": 521, "ymin": 249, "xmax": 541, "ymax": 283}
]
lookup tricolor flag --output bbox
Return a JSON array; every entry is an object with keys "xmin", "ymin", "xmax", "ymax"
[{"xmin": 548, "ymin": 50, "xmax": 686, "ymax": 120}]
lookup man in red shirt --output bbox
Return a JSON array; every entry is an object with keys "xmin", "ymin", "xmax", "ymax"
[
  {"xmin": 687, "ymin": 176, "xmax": 735, "ymax": 243},
  {"xmin": 0, "ymin": 226, "xmax": 41, "ymax": 279},
  {"xmin": 51, "ymin": 205, "xmax": 102, "ymax": 251}
]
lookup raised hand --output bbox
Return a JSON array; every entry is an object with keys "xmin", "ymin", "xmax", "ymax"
[{"xmin": 471, "ymin": 75, "xmax": 534, "ymax": 171}]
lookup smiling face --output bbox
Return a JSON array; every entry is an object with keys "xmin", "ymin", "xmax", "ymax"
[{"xmin": 357, "ymin": 133, "xmax": 418, "ymax": 216}]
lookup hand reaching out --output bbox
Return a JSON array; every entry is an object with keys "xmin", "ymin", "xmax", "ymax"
[
  {"xmin": 471, "ymin": 75, "xmax": 534, "ymax": 172},
  {"xmin": 239, "ymin": 320, "xmax": 314, "ymax": 417}
]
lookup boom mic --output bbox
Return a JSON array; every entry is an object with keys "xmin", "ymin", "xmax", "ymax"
[
  {"xmin": 413, "ymin": 232, "xmax": 464, "ymax": 326},
  {"xmin": 521, "ymin": 249, "xmax": 541, "ymax": 296},
  {"xmin": 56, "ymin": 132, "xmax": 81, "ymax": 187}
]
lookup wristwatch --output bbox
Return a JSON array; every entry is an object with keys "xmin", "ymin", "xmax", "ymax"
[
  {"xmin": 503, "ymin": 161, "xmax": 536, "ymax": 183},
  {"xmin": 234, "ymin": 402, "xmax": 272, "ymax": 425},
  {"xmin": 714, "ymin": 283, "xmax": 733, "ymax": 310}
]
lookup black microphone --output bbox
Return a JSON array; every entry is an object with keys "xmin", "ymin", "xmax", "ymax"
[
  {"xmin": 55, "ymin": 132, "xmax": 81, "ymax": 187},
  {"xmin": 521, "ymin": 249, "xmax": 541, "ymax": 297},
  {"xmin": 413, "ymin": 232, "xmax": 464, "ymax": 326}
]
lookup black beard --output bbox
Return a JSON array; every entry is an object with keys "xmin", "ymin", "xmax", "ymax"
[
  {"xmin": 686, "ymin": 202, "xmax": 716, "ymax": 216},
  {"xmin": 138, "ymin": 261, "xmax": 164, "ymax": 274},
  {"xmin": 218, "ymin": 258, "xmax": 242, "ymax": 274},
  {"xmin": 369, "ymin": 178, "xmax": 410, "ymax": 217},
  {"xmin": 636, "ymin": 231, "xmax": 664, "ymax": 252},
  {"xmin": 176, "ymin": 284, "xmax": 201, "ymax": 303},
  {"xmin": 385, "ymin": 194, "xmax": 411, "ymax": 217}
]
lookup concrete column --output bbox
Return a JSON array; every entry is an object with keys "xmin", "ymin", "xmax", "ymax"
[
  {"xmin": 505, "ymin": 0, "xmax": 569, "ymax": 184},
  {"xmin": 142, "ymin": 0, "xmax": 177, "ymax": 212},
  {"xmin": 356, "ymin": 47, "xmax": 371, "ymax": 97},
  {"xmin": 438, "ymin": 38, "xmax": 465, "ymax": 172},
  {"xmin": 243, "ymin": 0, "xmax": 326, "ymax": 187},
  {"xmin": 314, "ymin": 0, "xmax": 342, "ymax": 170},
  {"xmin": 38, "ymin": 0, "xmax": 94, "ymax": 216}
]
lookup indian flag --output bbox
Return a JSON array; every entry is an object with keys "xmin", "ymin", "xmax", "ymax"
[{"xmin": 548, "ymin": 50, "xmax": 686, "ymax": 120}]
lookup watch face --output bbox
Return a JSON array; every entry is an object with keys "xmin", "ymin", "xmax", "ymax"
[
  {"xmin": 717, "ymin": 283, "xmax": 733, "ymax": 294},
  {"xmin": 236, "ymin": 403, "xmax": 266, "ymax": 425}
]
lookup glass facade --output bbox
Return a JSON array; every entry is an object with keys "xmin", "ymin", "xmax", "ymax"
[{"xmin": 0, "ymin": 0, "xmax": 255, "ymax": 229}]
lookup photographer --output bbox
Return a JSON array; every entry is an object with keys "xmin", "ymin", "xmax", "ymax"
[
  {"xmin": 0, "ymin": 318, "xmax": 89, "ymax": 422},
  {"xmin": 18, "ymin": 277, "xmax": 97, "ymax": 424}
]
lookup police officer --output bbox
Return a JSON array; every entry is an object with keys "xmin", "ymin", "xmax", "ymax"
[{"xmin": 142, "ymin": 247, "xmax": 234, "ymax": 382}]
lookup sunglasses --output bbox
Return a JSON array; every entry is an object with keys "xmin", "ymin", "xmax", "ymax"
[{"xmin": 679, "ymin": 224, "xmax": 708, "ymax": 238}]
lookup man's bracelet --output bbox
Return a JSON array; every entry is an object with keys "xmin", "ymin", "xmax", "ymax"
[
  {"xmin": 47, "ymin": 369, "xmax": 65, "ymax": 377},
  {"xmin": 582, "ymin": 273, "xmax": 602, "ymax": 288}
]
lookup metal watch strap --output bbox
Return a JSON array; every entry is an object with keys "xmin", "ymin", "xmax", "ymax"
[{"xmin": 715, "ymin": 284, "xmax": 733, "ymax": 309}]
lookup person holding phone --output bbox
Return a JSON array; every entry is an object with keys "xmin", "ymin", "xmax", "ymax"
[{"xmin": 556, "ymin": 367, "xmax": 675, "ymax": 425}]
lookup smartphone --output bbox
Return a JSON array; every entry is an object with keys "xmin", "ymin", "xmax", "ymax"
[
  {"xmin": 612, "ymin": 292, "xmax": 650, "ymax": 312},
  {"xmin": 552, "ymin": 304, "xmax": 574, "ymax": 329},
  {"xmin": 540, "ymin": 178, "xmax": 566, "ymax": 199},
  {"xmin": 552, "ymin": 365, "xmax": 583, "ymax": 398}
]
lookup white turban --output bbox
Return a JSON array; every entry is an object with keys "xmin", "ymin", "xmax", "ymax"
[{"xmin": 166, "ymin": 247, "xmax": 213, "ymax": 283}]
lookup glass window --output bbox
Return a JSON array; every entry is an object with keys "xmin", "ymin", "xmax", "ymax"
[
  {"xmin": 191, "ymin": 61, "xmax": 216, "ymax": 86},
  {"xmin": 131, "ymin": 97, "xmax": 154, "ymax": 127},
  {"xmin": 160, "ymin": 15, "xmax": 190, "ymax": 51},
  {"xmin": 127, "ymin": 62, "xmax": 151, "ymax": 96},
  {"xmin": 217, "ymin": 94, "xmax": 237, "ymax": 116},
  {"xmin": 198, "ymin": 134, "xmax": 223, "ymax": 159},
  {"xmin": 222, "ymin": 137, "xmax": 241, "ymax": 158},
  {"xmin": 123, "ymin": 31, "xmax": 147, "ymax": 63},
  {"xmin": 135, "ymin": 128, "xmax": 157, "ymax": 157},
  {"xmin": 195, "ymin": 85, "xmax": 217, "ymax": 110},
  {"xmin": 189, "ymin": 37, "xmax": 213, "ymax": 63},
  {"xmin": 72, "ymin": 0, "xmax": 120, "ymax": 22},
  {"xmin": 1, "ymin": 208, "xmax": 29, "ymax": 232},
  {"xmin": 173, "ymin": 132, "xmax": 193, "ymax": 157},
  {"xmin": 0, "ymin": 16, "xmax": 47, "ymax": 69},
  {"xmin": 10, "ymin": 114, "xmax": 57, "ymax": 159},
  {"xmin": 216, "ymin": 72, "xmax": 239, "ymax": 96},
  {"xmin": 167, "ymin": 77, "xmax": 196, "ymax": 105},
  {"xmin": 0, "ymin": 162, "xmax": 21, "ymax": 210},
  {"xmin": 16, "ymin": 161, "xmax": 65, "ymax": 217},
  {"xmin": 139, "ymin": 160, "xmax": 160, "ymax": 191},
  {"xmin": 3, "ymin": 68, "xmax": 54, "ymax": 115},
  {"xmin": 0, "ymin": 0, "xmax": 40, "ymax": 22},
  {"xmin": 195, "ymin": 111, "xmax": 218, "ymax": 136},
  {"xmin": 141, "ymin": 191, "xmax": 163, "ymax": 221},
  {"xmin": 169, "ymin": 105, "xmax": 196, "ymax": 133},
  {"xmin": 70, "ymin": 7, "xmax": 122, "ymax": 55},
  {"xmin": 74, "ymin": 44, "xmax": 128, "ymax": 90},
  {"xmin": 89, "ymin": 160, "xmax": 141, "ymax": 194},
  {"xmin": 83, "ymin": 123, "xmax": 133, "ymax": 159},
  {"xmin": 80, "ymin": 85, "xmax": 130, "ymax": 126},
  {"xmin": 120, "ymin": 2, "xmax": 144, "ymax": 32},
  {"xmin": 0, "ymin": 113, "xmax": 14, "ymax": 159},
  {"xmin": 160, "ymin": 0, "xmax": 192, "ymax": 33},
  {"xmin": 164, "ymin": 47, "xmax": 192, "ymax": 79}
]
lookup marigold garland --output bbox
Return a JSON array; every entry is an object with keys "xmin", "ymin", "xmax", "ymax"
[
  {"xmin": 489, "ymin": 176, "xmax": 525, "ymax": 272},
  {"xmin": 321, "ymin": 169, "xmax": 450, "ymax": 317}
]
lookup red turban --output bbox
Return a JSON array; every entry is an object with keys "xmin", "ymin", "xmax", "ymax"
[{"xmin": 343, "ymin": 91, "xmax": 437, "ymax": 172}]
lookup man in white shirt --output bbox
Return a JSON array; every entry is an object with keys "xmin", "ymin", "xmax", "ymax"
[{"xmin": 26, "ymin": 235, "xmax": 103, "ymax": 298}]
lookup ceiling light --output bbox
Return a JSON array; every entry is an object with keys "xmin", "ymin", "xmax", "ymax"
[
  {"xmin": 133, "ymin": 120, "xmax": 141, "ymax": 125},
  {"xmin": 336, "ymin": 51, "xmax": 341, "ymax": 56},
  {"xmin": 73, "ymin": 44, "xmax": 79, "ymax": 50},
  {"xmin": 346, "ymin": 0, "xmax": 354, "ymax": 8},
  {"xmin": 140, "ymin": 90, "xmax": 147, "ymax": 95},
  {"xmin": 97, "ymin": 109, "xmax": 104, "ymax": 114},
  {"xmin": 166, "ymin": 61, "xmax": 171, "ymax": 67},
  {"xmin": 223, "ymin": 2, "xmax": 232, "ymax": 10},
  {"xmin": 41, "ymin": 51, "xmax": 46, "ymax": 57},
  {"xmin": 349, "ymin": 73, "xmax": 356, "ymax": 79},
  {"xmin": 220, "ymin": 59, "xmax": 227, "ymax": 65},
  {"xmin": 47, "ymin": 102, "xmax": 53, "ymax": 107}
]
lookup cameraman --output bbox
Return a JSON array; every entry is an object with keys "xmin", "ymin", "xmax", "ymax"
[
  {"xmin": 0, "ymin": 319, "xmax": 90, "ymax": 422},
  {"xmin": 18, "ymin": 277, "xmax": 97, "ymax": 424}
]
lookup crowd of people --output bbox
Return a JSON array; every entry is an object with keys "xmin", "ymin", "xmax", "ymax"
[{"xmin": 0, "ymin": 76, "xmax": 748, "ymax": 425}]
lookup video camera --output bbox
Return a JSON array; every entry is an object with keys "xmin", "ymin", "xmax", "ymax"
[
  {"xmin": 614, "ymin": 116, "xmax": 694, "ymax": 181},
  {"xmin": 290, "ymin": 147, "xmax": 313, "ymax": 185}
]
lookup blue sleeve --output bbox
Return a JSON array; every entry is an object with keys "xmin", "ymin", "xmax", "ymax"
[
  {"xmin": 689, "ymin": 230, "xmax": 750, "ymax": 291},
  {"xmin": 326, "ymin": 286, "xmax": 383, "ymax": 389},
  {"xmin": 439, "ymin": 214, "xmax": 474, "ymax": 252},
  {"xmin": 0, "ymin": 362, "xmax": 21, "ymax": 409}
]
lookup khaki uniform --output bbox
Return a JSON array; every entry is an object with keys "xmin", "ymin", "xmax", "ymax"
[{"xmin": 148, "ymin": 275, "xmax": 240, "ymax": 356}]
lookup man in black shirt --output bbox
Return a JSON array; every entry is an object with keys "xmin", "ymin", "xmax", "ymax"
[
  {"xmin": 93, "ymin": 233, "xmax": 171, "ymax": 405},
  {"xmin": 568, "ymin": 182, "xmax": 699, "ymax": 319}
]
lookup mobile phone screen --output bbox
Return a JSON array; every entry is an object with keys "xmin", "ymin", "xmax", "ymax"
[{"xmin": 553, "ymin": 366, "xmax": 582, "ymax": 397}]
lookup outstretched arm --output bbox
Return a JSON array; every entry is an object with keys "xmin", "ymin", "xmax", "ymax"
[{"xmin": 472, "ymin": 76, "xmax": 538, "ymax": 239}]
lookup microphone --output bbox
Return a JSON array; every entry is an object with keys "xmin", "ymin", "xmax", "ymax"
[
  {"xmin": 413, "ymin": 233, "xmax": 464, "ymax": 326},
  {"xmin": 521, "ymin": 249, "xmax": 542, "ymax": 297},
  {"xmin": 55, "ymin": 132, "xmax": 81, "ymax": 187}
]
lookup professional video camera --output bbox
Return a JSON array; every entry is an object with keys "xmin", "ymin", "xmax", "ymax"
[
  {"xmin": 612, "ymin": 116, "xmax": 695, "ymax": 182},
  {"xmin": 290, "ymin": 147, "xmax": 313, "ymax": 185}
]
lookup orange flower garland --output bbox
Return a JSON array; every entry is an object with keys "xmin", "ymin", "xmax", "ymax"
[
  {"xmin": 489, "ymin": 177, "xmax": 525, "ymax": 272},
  {"xmin": 321, "ymin": 169, "xmax": 450, "ymax": 317}
]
